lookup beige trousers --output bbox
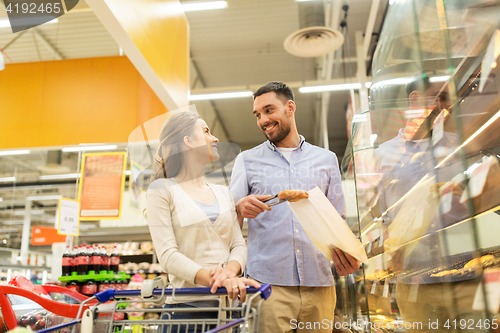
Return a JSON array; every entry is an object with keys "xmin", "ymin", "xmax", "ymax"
[{"xmin": 250, "ymin": 277, "xmax": 336, "ymax": 333}]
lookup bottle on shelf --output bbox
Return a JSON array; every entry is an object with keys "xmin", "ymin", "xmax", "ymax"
[
  {"xmin": 62, "ymin": 245, "xmax": 73, "ymax": 276},
  {"xmin": 110, "ymin": 245, "xmax": 120, "ymax": 274},
  {"xmin": 81, "ymin": 278, "xmax": 96, "ymax": 297},
  {"xmin": 66, "ymin": 280, "xmax": 79, "ymax": 293},
  {"xmin": 98, "ymin": 277, "xmax": 109, "ymax": 292},
  {"xmin": 76, "ymin": 245, "xmax": 89, "ymax": 275},
  {"xmin": 90, "ymin": 244, "xmax": 100, "ymax": 273},
  {"xmin": 101, "ymin": 246, "xmax": 110, "ymax": 272}
]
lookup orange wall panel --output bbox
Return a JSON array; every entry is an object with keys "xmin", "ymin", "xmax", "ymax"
[{"xmin": 0, "ymin": 56, "xmax": 169, "ymax": 149}]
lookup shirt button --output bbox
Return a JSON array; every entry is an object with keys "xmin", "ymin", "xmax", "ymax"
[
  {"xmin": 291, "ymin": 170, "xmax": 294, "ymax": 173},
  {"xmin": 297, "ymin": 250, "xmax": 300, "ymax": 253},
  {"xmin": 295, "ymin": 229, "xmax": 299, "ymax": 233}
]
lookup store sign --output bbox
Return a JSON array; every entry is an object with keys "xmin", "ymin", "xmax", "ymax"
[
  {"xmin": 31, "ymin": 226, "xmax": 66, "ymax": 246},
  {"xmin": 57, "ymin": 198, "xmax": 80, "ymax": 236},
  {"xmin": 78, "ymin": 152, "xmax": 127, "ymax": 220}
]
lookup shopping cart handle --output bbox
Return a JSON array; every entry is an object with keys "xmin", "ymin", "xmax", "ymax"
[{"xmin": 95, "ymin": 284, "xmax": 272, "ymax": 303}]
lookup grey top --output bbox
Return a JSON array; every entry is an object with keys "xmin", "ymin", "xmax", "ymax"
[{"xmin": 194, "ymin": 197, "xmax": 220, "ymax": 224}]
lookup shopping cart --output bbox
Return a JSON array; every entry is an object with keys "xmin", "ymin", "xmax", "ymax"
[{"xmin": 36, "ymin": 280, "xmax": 272, "ymax": 333}]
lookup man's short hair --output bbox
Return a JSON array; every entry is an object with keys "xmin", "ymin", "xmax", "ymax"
[
  {"xmin": 406, "ymin": 73, "xmax": 430, "ymax": 97},
  {"xmin": 253, "ymin": 81, "xmax": 295, "ymax": 102}
]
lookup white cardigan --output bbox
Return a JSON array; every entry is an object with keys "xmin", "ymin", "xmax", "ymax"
[{"xmin": 146, "ymin": 178, "xmax": 247, "ymax": 291}]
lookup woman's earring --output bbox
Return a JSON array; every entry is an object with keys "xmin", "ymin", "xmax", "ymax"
[{"xmin": 161, "ymin": 159, "xmax": 167, "ymax": 179}]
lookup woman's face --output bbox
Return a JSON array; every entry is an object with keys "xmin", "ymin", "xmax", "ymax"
[{"xmin": 187, "ymin": 119, "xmax": 219, "ymax": 162}]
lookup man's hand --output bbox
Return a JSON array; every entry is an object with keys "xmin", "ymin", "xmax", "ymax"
[
  {"xmin": 331, "ymin": 248, "xmax": 360, "ymax": 276},
  {"xmin": 236, "ymin": 195, "xmax": 272, "ymax": 219}
]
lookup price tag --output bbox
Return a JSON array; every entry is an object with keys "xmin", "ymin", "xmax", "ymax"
[
  {"xmin": 432, "ymin": 111, "xmax": 444, "ymax": 146},
  {"xmin": 11, "ymin": 251, "xmax": 18, "ymax": 265},
  {"xmin": 371, "ymin": 279, "xmax": 378, "ymax": 294},
  {"xmin": 473, "ymin": 268, "xmax": 500, "ymax": 314},
  {"xmin": 383, "ymin": 279, "xmax": 390, "ymax": 297},
  {"xmin": 408, "ymin": 276, "xmax": 420, "ymax": 302},
  {"xmin": 462, "ymin": 156, "xmax": 493, "ymax": 202},
  {"xmin": 46, "ymin": 255, "xmax": 52, "ymax": 268},
  {"xmin": 29, "ymin": 254, "xmax": 37, "ymax": 267},
  {"xmin": 440, "ymin": 183, "xmax": 454, "ymax": 214},
  {"xmin": 58, "ymin": 198, "xmax": 80, "ymax": 236}
]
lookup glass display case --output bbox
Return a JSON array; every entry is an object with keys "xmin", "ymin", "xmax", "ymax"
[{"xmin": 340, "ymin": 0, "xmax": 500, "ymax": 332}]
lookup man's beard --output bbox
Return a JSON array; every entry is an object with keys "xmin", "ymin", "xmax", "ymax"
[{"xmin": 264, "ymin": 119, "xmax": 291, "ymax": 144}]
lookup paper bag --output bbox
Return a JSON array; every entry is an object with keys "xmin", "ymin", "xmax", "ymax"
[{"xmin": 288, "ymin": 187, "xmax": 368, "ymax": 264}]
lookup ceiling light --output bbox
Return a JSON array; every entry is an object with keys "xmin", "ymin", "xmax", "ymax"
[
  {"xmin": 40, "ymin": 173, "xmax": 81, "ymax": 180},
  {"xmin": 0, "ymin": 228, "xmax": 19, "ymax": 233},
  {"xmin": 299, "ymin": 83, "xmax": 362, "ymax": 93},
  {"xmin": 62, "ymin": 145, "xmax": 118, "ymax": 152},
  {"xmin": 0, "ymin": 18, "xmax": 58, "ymax": 29},
  {"xmin": 2, "ymin": 220, "xmax": 25, "ymax": 225},
  {"xmin": 0, "ymin": 177, "xmax": 16, "ymax": 182},
  {"xmin": 189, "ymin": 91, "xmax": 253, "ymax": 101},
  {"xmin": 13, "ymin": 210, "xmax": 45, "ymax": 216},
  {"xmin": 26, "ymin": 195, "xmax": 62, "ymax": 201},
  {"xmin": 370, "ymin": 77, "xmax": 414, "ymax": 90},
  {"xmin": 181, "ymin": 1, "xmax": 227, "ymax": 12},
  {"xmin": 0, "ymin": 150, "xmax": 30, "ymax": 156}
]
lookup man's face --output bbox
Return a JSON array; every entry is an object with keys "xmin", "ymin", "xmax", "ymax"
[{"xmin": 253, "ymin": 92, "xmax": 292, "ymax": 144}]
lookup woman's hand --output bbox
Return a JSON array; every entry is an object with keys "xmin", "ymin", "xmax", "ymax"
[
  {"xmin": 209, "ymin": 266, "xmax": 236, "ymax": 293},
  {"xmin": 221, "ymin": 277, "xmax": 261, "ymax": 302}
]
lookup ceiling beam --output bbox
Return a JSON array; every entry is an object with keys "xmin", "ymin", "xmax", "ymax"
[{"xmin": 33, "ymin": 29, "xmax": 63, "ymax": 60}]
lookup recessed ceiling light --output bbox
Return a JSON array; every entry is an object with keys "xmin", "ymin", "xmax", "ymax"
[
  {"xmin": 181, "ymin": 1, "xmax": 227, "ymax": 12},
  {"xmin": 299, "ymin": 83, "xmax": 362, "ymax": 93},
  {"xmin": 13, "ymin": 210, "xmax": 45, "ymax": 216},
  {"xmin": 26, "ymin": 195, "xmax": 62, "ymax": 201},
  {"xmin": 189, "ymin": 91, "xmax": 253, "ymax": 101},
  {"xmin": 0, "ymin": 150, "xmax": 30, "ymax": 156},
  {"xmin": 0, "ymin": 177, "xmax": 16, "ymax": 182},
  {"xmin": 40, "ymin": 173, "xmax": 81, "ymax": 180},
  {"xmin": 0, "ymin": 18, "xmax": 59, "ymax": 29},
  {"xmin": 62, "ymin": 145, "xmax": 117, "ymax": 152}
]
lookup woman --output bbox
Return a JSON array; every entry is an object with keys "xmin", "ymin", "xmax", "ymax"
[{"xmin": 145, "ymin": 111, "xmax": 259, "ymax": 332}]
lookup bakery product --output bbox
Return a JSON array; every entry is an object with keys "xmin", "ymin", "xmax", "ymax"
[
  {"xmin": 464, "ymin": 255, "xmax": 495, "ymax": 269},
  {"xmin": 430, "ymin": 269, "xmax": 458, "ymax": 277},
  {"xmin": 278, "ymin": 190, "xmax": 309, "ymax": 202}
]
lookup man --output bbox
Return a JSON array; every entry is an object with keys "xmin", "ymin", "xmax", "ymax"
[
  {"xmin": 230, "ymin": 81, "xmax": 359, "ymax": 333},
  {"xmin": 374, "ymin": 76, "xmax": 477, "ymax": 333}
]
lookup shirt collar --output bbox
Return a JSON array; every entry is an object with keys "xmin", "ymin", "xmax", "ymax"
[{"xmin": 265, "ymin": 135, "xmax": 306, "ymax": 151}]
